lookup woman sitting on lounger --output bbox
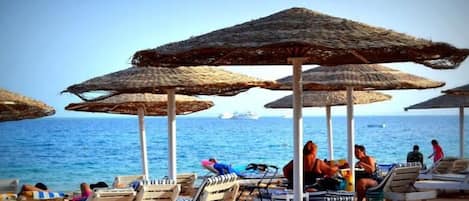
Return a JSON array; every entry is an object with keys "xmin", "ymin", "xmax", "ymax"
[
  {"xmin": 354, "ymin": 144, "xmax": 378, "ymax": 201},
  {"xmin": 283, "ymin": 140, "xmax": 338, "ymax": 189}
]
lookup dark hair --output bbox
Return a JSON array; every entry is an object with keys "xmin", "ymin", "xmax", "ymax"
[
  {"xmin": 303, "ymin": 141, "xmax": 316, "ymax": 155},
  {"xmin": 35, "ymin": 183, "xmax": 48, "ymax": 191},
  {"xmin": 431, "ymin": 139, "xmax": 438, "ymax": 145},
  {"xmin": 355, "ymin": 144, "xmax": 365, "ymax": 152},
  {"xmin": 90, "ymin": 181, "xmax": 108, "ymax": 189},
  {"xmin": 413, "ymin": 145, "xmax": 419, "ymax": 150},
  {"xmin": 208, "ymin": 158, "xmax": 217, "ymax": 163}
]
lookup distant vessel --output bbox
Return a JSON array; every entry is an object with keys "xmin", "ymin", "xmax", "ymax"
[
  {"xmin": 219, "ymin": 111, "xmax": 259, "ymax": 119},
  {"xmin": 218, "ymin": 112, "xmax": 234, "ymax": 119},
  {"xmin": 232, "ymin": 111, "xmax": 259, "ymax": 120},
  {"xmin": 367, "ymin": 124, "xmax": 386, "ymax": 128}
]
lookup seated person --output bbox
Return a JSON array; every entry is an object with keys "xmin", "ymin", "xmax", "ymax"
[
  {"xmin": 18, "ymin": 183, "xmax": 48, "ymax": 197},
  {"xmin": 71, "ymin": 183, "xmax": 92, "ymax": 201},
  {"xmin": 407, "ymin": 144, "xmax": 426, "ymax": 169},
  {"xmin": 354, "ymin": 144, "xmax": 378, "ymax": 201},
  {"xmin": 283, "ymin": 141, "xmax": 338, "ymax": 190},
  {"xmin": 207, "ymin": 158, "xmax": 243, "ymax": 177}
]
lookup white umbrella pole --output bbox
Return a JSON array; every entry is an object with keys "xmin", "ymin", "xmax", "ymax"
[
  {"xmin": 460, "ymin": 106, "xmax": 464, "ymax": 158},
  {"xmin": 290, "ymin": 58, "xmax": 304, "ymax": 201},
  {"xmin": 138, "ymin": 107, "xmax": 149, "ymax": 180},
  {"xmin": 346, "ymin": 87, "xmax": 355, "ymax": 191},
  {"xmin": 326, "ymin": 106, "xmax": 333, "ymax": 160},
  {"xmin": 167, "ymin": 89, "xmax": 177, "ymax": 180}
]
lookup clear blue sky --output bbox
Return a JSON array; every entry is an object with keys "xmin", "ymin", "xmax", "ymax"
[{"xmin": 1, "ymin": 0, "xmax": 468, "ymax": 117}]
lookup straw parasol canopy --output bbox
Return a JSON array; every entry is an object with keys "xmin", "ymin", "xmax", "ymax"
[
  {"xmin": 65, "ymin": 93, "xmax": 214, "ymax": 115},
  {"xmin": 405, "ymin": 94, "xmax": 469, "ymax": 110},
  {"xmin": 265, "ymin": 91, "xmax": 391, "ymax": 108},
  {"xmin": 65, "ymin": 93, "xmax": 213, "ymax": 178},
  {"xmin": 405, "ymin": 94, "xmax": 469, "ymax": 158},
  {"xmin": 130, "ymin": 7, "xmax": 467, "ymax": 199},
  {"xmin": 132, "ymin": 7, "xmax": 469, "ymax": 69},
  {"xmin": 265, "ymin": 91, "xmax": 391, "ymax": 160},
  {"xmin": 269, "ymin": 63, "xmax": 443, "ymax": 192},
  {"xmin": 63, "ymin": 66, "xmax": 275, "ymax": 180},
  {"xmin": 1, "ymin": 88, "xmax": 55, "ymax": 122},
  {"xmin": 442, "ymin": 84, "xmax": 469, "ymax": 95},
  {"xmin": 270, "ymin": 64, "xmax": 445, "ymax": 91},
  {"xmin": 63, "ymin": 66, "xmax": 276, "ymax": 101}
]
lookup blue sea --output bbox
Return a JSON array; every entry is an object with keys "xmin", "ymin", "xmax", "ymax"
[{"xmin": 0, "ymin": 116, "xmax": 467, "ymax": 192}]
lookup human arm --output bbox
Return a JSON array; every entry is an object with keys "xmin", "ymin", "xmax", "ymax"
[
  {"xmin": 356, "ymin": 156, "xmax": 376, "ymax": 174},
  {"xmin": 318, "ymin": 160, "xmax": 338, "ymax": 177}
]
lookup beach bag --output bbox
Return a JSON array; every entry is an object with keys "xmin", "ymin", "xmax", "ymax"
[{"xmin": 313, "ymin": 177, "xmax": 342, "ymax": 191}]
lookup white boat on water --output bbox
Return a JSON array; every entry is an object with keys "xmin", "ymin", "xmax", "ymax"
[
  {"xmin": 218, "ymin": 111, "xmax": 259, "ymax": 119},
  {"xmin": 232, "ymin": 111, "xmax": 259, "ymax": 120},
  {"xmin": 218, "ymin": 112, "xmax": 234, "ymax": 119}
]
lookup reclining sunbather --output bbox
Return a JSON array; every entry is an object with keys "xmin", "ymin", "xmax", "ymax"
[{"xmin": 18, "ymin": 182, "xmax": 48, "ymax": 197}]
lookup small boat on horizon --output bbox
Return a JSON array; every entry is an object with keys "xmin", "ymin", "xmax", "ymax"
[
  {"xmin": 218, "ymin": 111, "xmax": 259, "ymax": 120},
  {"xmin": 367, "ymin": 124, "xmax": 386, "ymax": 128}
]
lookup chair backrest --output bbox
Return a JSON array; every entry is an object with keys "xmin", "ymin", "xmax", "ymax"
[
  {"xmin": 113, "ymin": 175, "xmax": 145, "ymax": 188},
  {"xmin": 383, "ymin": 166, "xmax": 420, "ymax": 193},
  {"xmin": 88, "ymin": 188, "xmax": 136, "ymax": 201},
  {"xmin": 449, "ymin": 159, "xmax": 469, "ymax": 173},
  {"xmin": 176, "ymin": 173, "xmax": 197, "ymax": 196},
  {"xmin": 135, "ymin": 180, "xmax": 179, "ymax": 201},
  {"xmin": 194, "ymin": 173, "xmax": 239, "ymax": 201},
  {"xmin": 0, "ymin": 179, "xmax": 19, "ymax": 194}
]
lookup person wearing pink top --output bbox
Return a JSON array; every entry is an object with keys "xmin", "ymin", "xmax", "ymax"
[
  {"xmin": 428, "ymin": 139, "xmax": 444, "ymax": 163},
  {"xmin": 72, "ymin": 183, "xmax": 92, "ymax": 201}
]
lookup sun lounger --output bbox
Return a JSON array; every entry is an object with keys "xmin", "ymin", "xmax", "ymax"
[
  {"xmin": 449, "ymin": 159, "xmax": 469, "ymax": 173},
  {"xmin": 0, "ymin": 179, "xmax": 19, "ymax": 200},
  {"xmin": 0, "ymin": 179, "xmax": 19, "ymax": 194},
  {"xmin": 87, "ymin": 187, "xmax": 136, "ymax": 201},
  {"xmin": 135, "ymin": 179, "xmax": 180, "ymax": 201},
  {"xmin": 179, "ymin": 173, "xmax": 239, "ymax": 201},
  {"xmin": 418, "ymin": 158, "xmax": 456, "ymax": 180},
  {"xmin": 382, "ymin": 166, "xmax": 437, "ymax": 201},
  {"xmin": 174, "ymin": 173, "xmax": 196, "ymax": 197},
  {"xmin": 414, "ymin": 173, "xmax": 469, "ymax": 191},
  {"xmin": 112, "ymin": 175, "xmax": 145, "ymax": 188}
]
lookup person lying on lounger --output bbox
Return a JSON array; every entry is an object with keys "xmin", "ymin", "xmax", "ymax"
[
  {"xmin": 203, "ymin": 158, "xmax": 243, "ymax": 177},
  {"xmin": 18, "ymin": 182, "xmax": 48, "ymax": 197}
]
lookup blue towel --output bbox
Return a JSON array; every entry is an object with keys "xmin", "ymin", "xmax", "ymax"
[{"xmin": 32, "ymin": 191, "xmax": 65, "ymax": 200}]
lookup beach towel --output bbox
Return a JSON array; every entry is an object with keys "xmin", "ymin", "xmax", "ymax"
[{"xmin": 32, "ymin": 191, "xmax": 65, "ymax": 200}]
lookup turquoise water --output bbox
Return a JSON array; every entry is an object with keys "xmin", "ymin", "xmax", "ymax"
[{"xmin": 0, "ymin": 116, "xmax": 467, "ymax": 192}]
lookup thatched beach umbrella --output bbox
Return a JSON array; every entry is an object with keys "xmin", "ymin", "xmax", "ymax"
[
  {"xmin": 65, "ymin": 93, "xmax": 213, "ymax": 179},
  {"xmin": 405, "ymin": 94, "xmax": 469, "ymax": 158},
  {"xmin": 265, "ymin": 91, "xmax": 391, "ymax": 160},
  {"xmin": 269, "ymin": 64, "xmax": 444, "ymax": 190},
  {"xmin": 1, "ymin": 88, "xmax": 55, "ymax": 122},
  {"xmin": 443, "ymin": 84, "xmax": 469, "ymax": 96},
  {"xmin": 131, "ymin": 7, "xmax": 468, "ymax": 199},
  {"xmin": 63, "ymin": 66, "xmax": 274, "ymax": 180}
]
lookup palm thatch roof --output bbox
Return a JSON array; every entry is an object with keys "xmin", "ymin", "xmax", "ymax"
[
  {"xmin": 132, "ymin": 7, "xmax": 469, "ymax": 69},
  {"xmin": 265, "ymin": 91, "xmax": 391, "ymax": 108},
  {"xmin": 268, "ymin": 64, "xmax": 444, "ymax": 91},
  {"xmin": 63, "ymin": 66, "xmax": 277, "ymax": 101},
  {"xmin": 0, "ymin": 88, "xmax": 55, "ymax": 122},
  {"xmin": 65, "ymin": 93, "xmax": 214, "ymax": 116},
  {"xmin": 405, "ymin": 94, "xmax": 469, "ymax": 111},
  {"xmin": 442, "ymin": 84, "xmax": 469, "ymax": 95}
]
